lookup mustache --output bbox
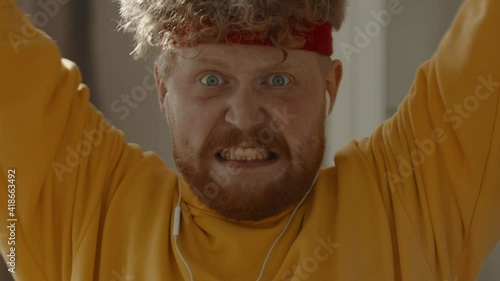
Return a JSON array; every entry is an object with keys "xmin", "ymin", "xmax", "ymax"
[{"xmin": 201, "ymin": 125, "xmax": 291, "ymax": 157}]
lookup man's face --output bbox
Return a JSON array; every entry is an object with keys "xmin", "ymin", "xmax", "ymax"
[{"xmin": 159, "ymin": 44, "xmax": 338, "ymax": 221}]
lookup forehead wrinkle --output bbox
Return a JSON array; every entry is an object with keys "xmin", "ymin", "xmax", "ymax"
[
  {"xmin": 189, "ymin": 54, "xmax": 300, "ymax": 75},
  {"xmin": 190, "ymin": 56, "xmax": 230, "ymax": 68},
  {"xmin": 174, "ymin": 45, "xmax": 317, "ymax": 77}
]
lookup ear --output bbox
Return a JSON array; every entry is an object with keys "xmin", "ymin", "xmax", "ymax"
[
  {"xmin": 325, "ymin": 59, "xmax": 343, "ymax": 115},
  {"xmin": 155, "ymin": 66, "xmax": 168, "ymax": 116}
]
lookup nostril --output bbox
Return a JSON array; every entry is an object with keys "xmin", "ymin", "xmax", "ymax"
[{"xmin": 224, "ymin": 104, "xmax": 266, "ymax": 132}]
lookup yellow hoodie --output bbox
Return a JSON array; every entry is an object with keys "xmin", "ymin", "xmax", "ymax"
[{"xmin": 0, "ymin": 0, "xmax": 499, "ymax": 280}]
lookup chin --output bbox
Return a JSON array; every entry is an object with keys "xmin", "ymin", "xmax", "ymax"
[
  {"xmin": 172, "ymin": 120, "xmax": 326, "ymax": 221},
  {"xmin": 180, "ymin": 154, "xmax": 323, "ymax": 221}
]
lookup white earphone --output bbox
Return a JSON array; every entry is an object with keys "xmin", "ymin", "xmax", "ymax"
[
  {"xmin": 325, "ymin": 92, "xmax": 332, "ymax": 117},
  {"xmin": 163, "ymin": 87, "xmax": 318, "ymax": 281},
  {"xmin": 162, "ymin": 93, "xmax": 195, "ymax": 281}
]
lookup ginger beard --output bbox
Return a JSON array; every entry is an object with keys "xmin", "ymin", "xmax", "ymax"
[{"xmin": 169, "ymin": 111, "xmax": 326, "ymax": 222}]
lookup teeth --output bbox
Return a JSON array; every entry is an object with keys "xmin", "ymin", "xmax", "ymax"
[{"xmin": 219, "ymin": 147, "xmax": 271, "ymax": 161}]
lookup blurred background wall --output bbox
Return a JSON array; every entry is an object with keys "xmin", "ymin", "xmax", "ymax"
[{"xmin": 1, "ymin": 0, "xmax": 498, "ymax": 280}]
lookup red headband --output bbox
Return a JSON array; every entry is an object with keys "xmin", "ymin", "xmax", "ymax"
[
  {"xmin": 172, "ymin": 22, "xmax": 334, "ymax": 56},
  {"xmin": 223, "ymin": 22, "xmax": 334, "ymax": 56}
]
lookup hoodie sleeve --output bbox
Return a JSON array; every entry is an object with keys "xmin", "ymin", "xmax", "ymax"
[
  {"xmin": 356, "ymin": 0, "xmax": 500, "ymax": 279},
  {"xmin": 0, "ymin": 1, "xmax": 173, "ymax": 280}
]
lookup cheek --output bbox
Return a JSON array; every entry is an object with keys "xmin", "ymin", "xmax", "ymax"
[
  {"xmin": 283, "ymin": 122, "xmax": 321, "ymax": 149},
  {"xmin": 171, "ymin": 98, "xmax": 221, "ymax": 150},
  {"xmin": 278, "ymin": 101, "xmax": 325, "ymax": 151}
]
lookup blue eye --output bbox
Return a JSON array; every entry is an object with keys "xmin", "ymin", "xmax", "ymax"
[
  {"xmin": 201, "ymin": 74, "xmax": 224, "ymax": 86},
  {"xmin": 267, "ymin": 75, "xmax": 291, "ymax": 86}
]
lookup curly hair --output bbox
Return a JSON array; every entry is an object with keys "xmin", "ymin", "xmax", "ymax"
[{"xmin": 118, "ymin": 0, "xmax": 348, "ymax": 59}]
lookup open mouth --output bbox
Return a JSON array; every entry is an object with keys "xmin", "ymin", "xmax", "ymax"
[{"xmin": 216, "ymin": 147, "xmax": 277, "ymax": 162}]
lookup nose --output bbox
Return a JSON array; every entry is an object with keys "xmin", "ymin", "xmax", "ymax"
[{"xmin": 225, "ymin": 84, "xmax": 266, "ymax": 135}]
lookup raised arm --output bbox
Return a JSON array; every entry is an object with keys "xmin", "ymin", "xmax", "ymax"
[
  {"xmin": 0, "ymin": 2, "xmax": 173, "ymax": 280},
  {"xmin": 354, "ymin": 0, "xmax": 499, "ymax": 278}
]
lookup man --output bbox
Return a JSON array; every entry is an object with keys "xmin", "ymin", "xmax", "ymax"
[{"xmin": 0, "ymin": 0, "xmax": 498, "ymax": 280}]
